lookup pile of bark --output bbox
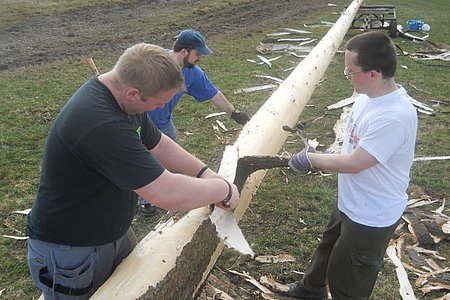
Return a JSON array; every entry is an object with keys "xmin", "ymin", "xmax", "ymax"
[
  {"xmin": 388, "ymin": 196, "xmax": 450, "ymax": 299},
  {"xmin": 199, "ymin": 197, "xmax": 450, "ymax": 300}
]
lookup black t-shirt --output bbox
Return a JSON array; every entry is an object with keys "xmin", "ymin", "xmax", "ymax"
[{"xmin": 26, "ymin": 77, "xmax": 165, "ymax": 246}]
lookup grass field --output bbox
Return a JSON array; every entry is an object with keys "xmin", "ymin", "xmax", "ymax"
[{"xmin": 0, "ymin": 0, "xmax": 449, "ymax": 299}]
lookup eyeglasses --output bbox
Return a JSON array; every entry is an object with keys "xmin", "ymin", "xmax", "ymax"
[{"xmin": 343, "ymin": 67, "xmax": 367, "ymax": 79}]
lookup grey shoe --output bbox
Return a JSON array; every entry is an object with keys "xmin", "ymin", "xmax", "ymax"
[
  {"xmin": 280, "ymin": 282, "xmax": 326, "ymax": 300},
  {"xmin": 140, "ymin": 203, "xmax": 156, "ymax": 216},
  {"xmin": 138, "ymin": 196, "xmax": 147, "ymax": 206}
]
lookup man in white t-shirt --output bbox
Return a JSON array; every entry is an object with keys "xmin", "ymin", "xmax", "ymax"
[{"xmin": 284, "ymin": 31, "xmax": 418, "ymax": 299}]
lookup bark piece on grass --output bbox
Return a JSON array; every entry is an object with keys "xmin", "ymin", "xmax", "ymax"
[
  {"xmin": 403, "ymin": 213, "xmax": 436, "ymax": 247},
  {"xmin": 386, "ymin": 243, "xmax": 417, "ymax": 300},
  {"xmin": 255, "ymin": 254, "xmax": 296, "ymax": 264}
]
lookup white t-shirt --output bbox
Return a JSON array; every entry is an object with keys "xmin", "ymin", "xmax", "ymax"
[{"xmin": 338, "ymin": 86, "xmax": 418, "ymax": 227}]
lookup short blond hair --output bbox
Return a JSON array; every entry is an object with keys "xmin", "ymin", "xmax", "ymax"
[{"xmin": 114, "ymin": 43, "xmax": 184, "ymax": 98}]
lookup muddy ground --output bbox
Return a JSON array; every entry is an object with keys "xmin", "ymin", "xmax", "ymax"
[{"xmin": 1, "ymin": 0, "xmax": 328, "ymax": 71}]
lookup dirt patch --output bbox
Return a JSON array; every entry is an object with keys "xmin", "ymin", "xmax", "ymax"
[{"xmin": 0, "ymin": 0, "xmax": 328, "ymax": 71}]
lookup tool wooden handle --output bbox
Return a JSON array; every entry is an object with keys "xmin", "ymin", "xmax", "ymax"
[{"xmin": 85, "ymin": 57, "xmax": 99, "ymax": 75}]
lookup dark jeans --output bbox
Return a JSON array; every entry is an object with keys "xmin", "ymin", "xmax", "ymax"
[
  {"xmin": 159, "ymin": 118, "xmax": 177, "ymax": 142},
  {"xmin": 302, "ymin": 203, "xmax": 399, "ymax": 299},
  {"xmin": 28, "ymin": 228, "xmax": 137, "ymax": 300}
]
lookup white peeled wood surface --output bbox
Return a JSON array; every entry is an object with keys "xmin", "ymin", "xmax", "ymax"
[
  {"xmin": 386, "ymin": 244, "xmax": 417, "ymax": 300},
  {"xmin": 91, "ymin": 208, "xmax": 211, "ymax": 299},
  {"xmin": 233, "ymin": 0, "xmax": 363, "ymax": 220},
  {"xmin": 91, "ymin": 1, "xmax": 364, "ymax": 298},
  {"xmin": 210, "ymin": 145, "xmax": 255, "ymax": 256}
]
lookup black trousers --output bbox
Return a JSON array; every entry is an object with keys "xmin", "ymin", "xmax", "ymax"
[{"xmin": 301, "ymin": 202, "xmax": 399, "ymax": 299}]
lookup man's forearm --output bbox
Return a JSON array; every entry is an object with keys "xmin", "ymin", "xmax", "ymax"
[
  {"xmin": 211, "ymin": 91, "xmax": 235, "ymax": 115},
  {"xmin": 151, "ymin": 134, "xmax": 205, "ymax": 177},
  {"xmin": 308, "ymin": 146, "xmax": 378, "ymax": 174}
]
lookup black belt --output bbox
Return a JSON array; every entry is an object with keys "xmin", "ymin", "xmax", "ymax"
[{"xmin": 39, "ymin": 267, "xmax": 93, "ymax": 296}]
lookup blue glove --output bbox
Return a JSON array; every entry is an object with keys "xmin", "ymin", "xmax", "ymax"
[{"xmin": 288, "ymin": 146, "xmax": 316, "ymax": 173}]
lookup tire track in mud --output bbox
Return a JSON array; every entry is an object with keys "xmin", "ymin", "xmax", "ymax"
[{"xmin": 0, "ymin": 0, "xmax": 328, "ymax": 71}]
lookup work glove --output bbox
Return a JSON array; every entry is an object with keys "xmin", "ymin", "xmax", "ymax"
[
  {"xmin": 288, "ymin": 145, "xmax": 316, "ymax": 174},
  {"xmin": 231, "ymin": 110, "xmax": 249, "ymax": 125}
]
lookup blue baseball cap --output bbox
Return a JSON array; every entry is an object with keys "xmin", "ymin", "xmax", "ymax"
[{"xmin": 176, "ymin": 29, "xmax": 212, "ymax": 55}]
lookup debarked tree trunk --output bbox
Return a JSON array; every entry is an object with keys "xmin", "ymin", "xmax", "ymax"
[{"xmin": 88, "ymin": 1, "xmax": 364, "ymax": 299}]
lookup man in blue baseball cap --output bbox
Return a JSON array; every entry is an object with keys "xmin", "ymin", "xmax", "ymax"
[
  {"xmin": 146, "ymin": 28, "xmax": 249, "ymax": 141},
  {"xmin": 140, "ymin": 29, "xmax": 250, "ymax": 215},
  {"xmin": 176, "ymin": 28, "xmax": 212, "ymax": 56}
]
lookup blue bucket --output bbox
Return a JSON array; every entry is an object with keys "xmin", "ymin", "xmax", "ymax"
[{"xmin": 407, "ymin": 19, "xmax": 424, "ymax": 31}]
